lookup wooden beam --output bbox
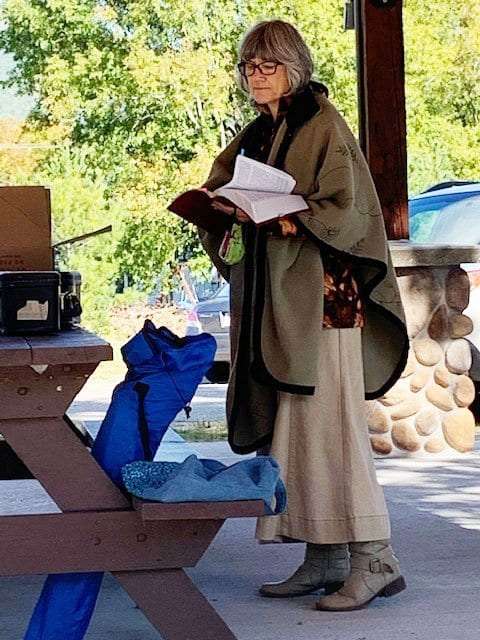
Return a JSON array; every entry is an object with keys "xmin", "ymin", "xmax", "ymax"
[
  {"xmin": 355, "ymin": 0, "xmax": 409, "ymax": 240},
  {"xmin": 0, "ymin": 417, "xmax": 129, "ymax": 511},
  {"xmin": 0, "ymin": 511, "xmax": 222, "ymax": 575},
  {"xmin": 116, "ymin": 569, "xmax": 238, "ymax": 640},
  {"xmin": 133, "ymin": 497, "xmax": 266, "ymax": 521}
]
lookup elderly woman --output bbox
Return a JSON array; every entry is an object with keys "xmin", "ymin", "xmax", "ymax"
[{"xmin": 197, "ymin": 19, "xmax": 409, "ymax": 611}]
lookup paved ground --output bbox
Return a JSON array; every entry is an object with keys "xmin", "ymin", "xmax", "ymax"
[{"xmin": 2, "ymin": 380, "xmax": 480, "ymax": 639}]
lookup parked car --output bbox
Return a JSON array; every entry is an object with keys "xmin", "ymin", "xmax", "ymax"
[
  {"xmin": 409, "ymin": 181, "xmax": 480, "ymax": 244},
  {"xmin": 186, "ymin": 283, "xmax": 231, "ymax": 383},
  {"xmin": 191, "ymin": 182, "xmax": 480, "ymax": 383}
]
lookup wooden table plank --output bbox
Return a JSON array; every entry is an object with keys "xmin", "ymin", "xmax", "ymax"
[
  {"xmin": 26, "ymin": 328, "xmax": 113, "ymax": 364},
  {"xmin": 134, "ymin": 498, "xmax": 266, "ymax": 521},
  {"xmin": 0, "ymin": 336, "xmax": 31, "ymax": 366},
  {"xmin": 1, "ymin": 417, "xmax": 129, "ymax": 511},
  {"xmin": 0, "ymin": 362, "xmax": 97, "ymax": 420},
  {"xmin": 0, "ymin": 511, "xmax": 221, "ymax": 575}
]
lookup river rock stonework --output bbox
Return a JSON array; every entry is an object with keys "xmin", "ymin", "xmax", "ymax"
[{"xmin": 368, "ymin": 259, "xmax": 477, "ymax": 457}]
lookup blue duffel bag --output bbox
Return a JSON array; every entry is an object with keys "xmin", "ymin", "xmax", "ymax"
[{"xmin": 92, "ymin": 319, "xmax": 217, "ymax": 484}]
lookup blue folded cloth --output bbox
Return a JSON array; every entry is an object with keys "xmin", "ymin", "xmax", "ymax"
[{"xmin": 121, "ymin": 454, "xmax": 287, "ymax": 515}]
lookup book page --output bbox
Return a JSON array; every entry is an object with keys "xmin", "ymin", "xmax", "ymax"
[
  {"xmin": 222, "ymin": 155, "xmax": 296, "ymax": 194},
  {"xmin": 251, "ymin": 194, "xmax": 308, "ymax": 224},
  {"xmin": 213, "ymin": 189, "xmax": 254, "ymax": 217},
  {"xmin": 216, "ymin": 187, "xmax": 277, "ymax": 202},
  {"xmin": 215, "ymin": 187, "xmax": 308, "ymax": 224}
]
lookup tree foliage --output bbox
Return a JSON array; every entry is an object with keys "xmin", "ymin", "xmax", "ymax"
[
  {"xmin": 0, "ymin": 0, "xmax": 478, "ymax": 330},
  {"xmin": 404, "ymin": 1, "xmax": 480, "ymax": 191}
]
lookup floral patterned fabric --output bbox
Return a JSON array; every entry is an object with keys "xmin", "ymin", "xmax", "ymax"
[
  {"xmin": 250, "ymin": 97, "xmax": 365, "ymax": 329},
  {"xmin": 322, "ymin": 256, "xmax": 365, "ymax": 328}
]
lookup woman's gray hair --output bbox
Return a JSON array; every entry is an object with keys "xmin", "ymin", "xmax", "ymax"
[{"xmin": 235, "ymin": 20, "xmax": 314, "ymax": 107}]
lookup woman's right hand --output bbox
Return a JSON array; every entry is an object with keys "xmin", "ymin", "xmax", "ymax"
[
  {"xmin": 211, "ymin": 199, "xmax": 250, "ymax": 223},
  {"xmin": 198, "ymin": 187, "xmax": 215, "ymax": 198}
]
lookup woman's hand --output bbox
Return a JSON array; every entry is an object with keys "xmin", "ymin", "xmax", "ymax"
[
  {"xmin": 278, "ymin": 217, "xmax": 298, "ymax": 237},
  {"xmin": 199, "ymin": 188, "xmax": 250, "ymax": 223},
  {"xmin": 198, "ymin": 187, "xmax": 215, "ymax": 198},
  {"xmin": 229, "ymin": 206, "xmax": 251, "ymax": 223}
]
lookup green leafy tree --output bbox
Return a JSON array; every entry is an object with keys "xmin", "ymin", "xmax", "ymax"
[
  {"xmin": 0, "ymin": 0, "xmax": 478, "ymax": 335},
  {"xmin": 404, "ymin": 1, "xmax": 480, "ymax": 192},
  {"xmin": 0, "ymin": 1, "xmax": 357, "ymax": 297}
]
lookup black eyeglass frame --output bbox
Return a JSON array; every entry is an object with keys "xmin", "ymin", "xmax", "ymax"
[{"xmin": 237, "ymin": 60, "xmax": 283, "ymax": 78}]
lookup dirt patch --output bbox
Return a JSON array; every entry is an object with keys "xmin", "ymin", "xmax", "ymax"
[
  {"xmin": 174, "ymin": 420, "xmax": 228, "ymax": 442},
  {"xmin": 91, "ymin": 303, "xmax": 187, "ymax": 382}
]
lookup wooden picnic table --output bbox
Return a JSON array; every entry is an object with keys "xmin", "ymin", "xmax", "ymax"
[{"xmin": 0, "ymin": 328, "xmax": 264, "ymax": 639}]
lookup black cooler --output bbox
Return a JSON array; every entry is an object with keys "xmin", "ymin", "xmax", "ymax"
[{"xmin": 0, "ymin": 271, "xmax": 60, "ymax": 335}]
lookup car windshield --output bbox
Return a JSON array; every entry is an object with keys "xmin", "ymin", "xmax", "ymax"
[
  {"xmin": 410, "ymin": 193, "xmax": 480, "ymax": 244},
  {"xmin": 212, "ymin": 284, "xmax": 230, "ymax": 299}
]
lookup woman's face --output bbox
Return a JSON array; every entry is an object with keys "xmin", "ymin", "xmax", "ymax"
[{"xmin": 244, "ymin": 57, "xmax": 290, "ymax": 106}]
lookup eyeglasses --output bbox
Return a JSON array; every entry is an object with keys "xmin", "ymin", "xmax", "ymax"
[{"xmin": 237, "ymin": 60, "xmax": 283, "ymax": 77}]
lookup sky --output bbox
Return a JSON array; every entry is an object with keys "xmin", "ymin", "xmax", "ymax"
[
  {"xmin": 0, "ymin": 51, "xmax": 35, "ymax": 119},
  {"xmin": 0, "ymin": 0, "xmax": 32, "ymax": 118}
]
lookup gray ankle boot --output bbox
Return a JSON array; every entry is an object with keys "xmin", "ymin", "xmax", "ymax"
[
  {"xmin": 315, "ymin": 540, "xmax": 406, "ymax": 611},
  {"xmin": 259, "ymin": 543, "xmax": 350, "ymax": 598}
]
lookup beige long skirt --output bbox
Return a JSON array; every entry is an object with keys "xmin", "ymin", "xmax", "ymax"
[{"xmin": 256, "ymin": 327, "xmax": 391, "ymax": 544}]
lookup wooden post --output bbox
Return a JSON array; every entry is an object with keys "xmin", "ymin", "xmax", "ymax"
[{"xmin": 354, "ymin": 0, "xmax": 409, "ymax": 240}]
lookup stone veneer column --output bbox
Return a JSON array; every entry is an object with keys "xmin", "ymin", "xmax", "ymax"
[{"xmin": 367, "ymin": 242, "xmax": 480, "ymax": 457}]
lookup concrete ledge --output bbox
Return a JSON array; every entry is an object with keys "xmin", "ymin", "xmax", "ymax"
[{"xmin": 390, "ymin": 240, "xmax": 480, "ymax": 267}]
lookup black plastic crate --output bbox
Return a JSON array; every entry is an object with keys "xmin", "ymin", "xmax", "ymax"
[{"xmin": 0, "ymin": 271, "xmax": 60, "ymax": 335}]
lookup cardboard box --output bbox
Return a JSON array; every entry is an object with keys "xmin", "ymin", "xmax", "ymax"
[{"xmin": 0, "ymin": 186, "xmax": 53, "ymax": 271}]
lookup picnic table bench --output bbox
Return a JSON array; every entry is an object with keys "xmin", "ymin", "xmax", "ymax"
[{"xmin": 0, "ymin": 328, "xmax": 264, "ymax": 639}]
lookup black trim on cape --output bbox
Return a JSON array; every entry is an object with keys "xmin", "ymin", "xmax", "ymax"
[{"xmin": 229, "ymin": 430, "xmax": 275, "ymax": 456}]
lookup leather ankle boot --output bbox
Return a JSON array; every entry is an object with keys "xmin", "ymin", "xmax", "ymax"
[
  {"xmin": 315, "ymin": 539, "xmax": 406, "ymax": 611},
  {"xmin": 259, "ymin": 543, "xmax": 350, "ymax": 598}
]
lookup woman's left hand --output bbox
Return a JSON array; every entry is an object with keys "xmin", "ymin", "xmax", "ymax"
[{"xmin": 278, "ymin": 217, "xmax": 298, "ymax": 237}]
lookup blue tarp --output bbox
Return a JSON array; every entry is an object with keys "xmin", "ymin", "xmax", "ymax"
[
  {"xmin": 122, "ymin": 454, "xmax": 287, "ymax": 515},
  {"xmin": 24, "ymin": 321, "xmax": 216, "ymax": 640}
]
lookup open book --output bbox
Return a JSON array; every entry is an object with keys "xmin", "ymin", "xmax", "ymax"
[
  {"xmin": 214, "ymin": 155, "xmax": 308, "ymax": 224},
  {"xmin": 167, "ymin": 189, "xmax": 231, "ymax": 235}
]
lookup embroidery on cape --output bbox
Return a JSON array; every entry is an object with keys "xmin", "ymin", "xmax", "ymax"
[
  {"xmin": 335, "ymin": 142, "xmax": 358, "ymax": 163},
  {"xmin": 355, "ymin": 203, "xmax": 382, "ymax": 218},
  {"xmin": 316, "ymin": 220, "xmax": 340, "ymax": 240},
  {"xmin": 353, "ymin": 189, "xmax": 382, "ymax": 218}
]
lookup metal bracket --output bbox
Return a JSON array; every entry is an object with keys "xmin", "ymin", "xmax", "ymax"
[{"xmin": 344, "ymin": 1, "xmax": 355, "ymax": 30}]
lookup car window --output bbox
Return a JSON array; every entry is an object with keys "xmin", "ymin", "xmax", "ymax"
[
  {"xmin": 409, "ymin": 207, "xmax": 439, "ymax": 242},
  {"xmin": 410, "ymin": 196, "xmax": 480, "ymax": 244},
  {"xmin": 213, "ymin": 284, "xmax": 230, "ymax": 299},
  {"xmin": 409, "ymin": 193, "xmax": 472, "ymax": 242}
]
